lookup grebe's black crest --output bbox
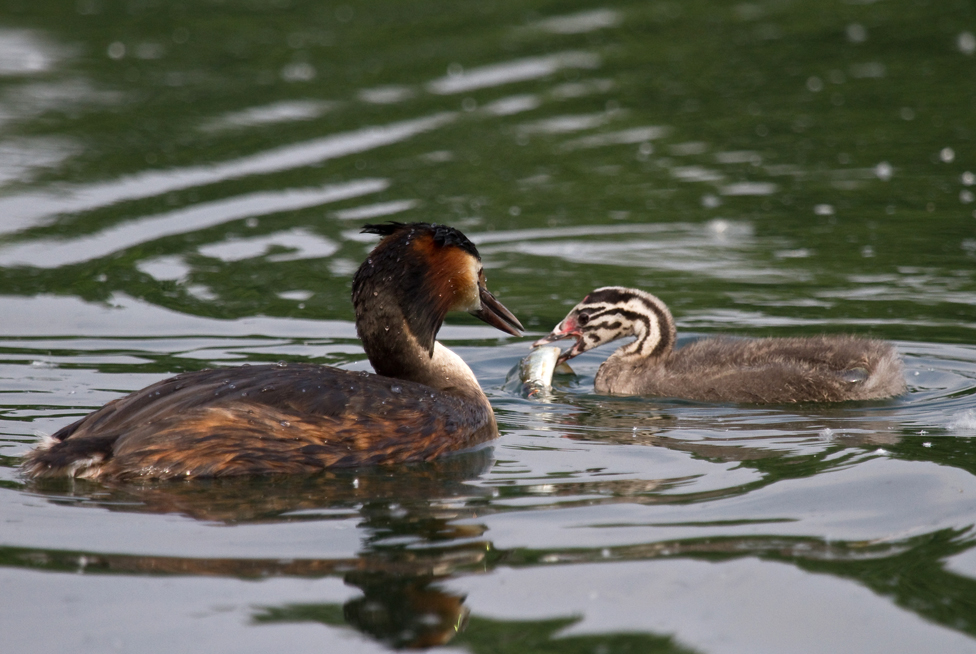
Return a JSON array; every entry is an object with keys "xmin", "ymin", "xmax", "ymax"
[
  {"xmin": 23, "ymin": 222, "xmax": 521, "ymax": 480},
  {"xmin": 361, "ymin": 222, "xmax": 479, "ymax": 257},
  {"xmin": 536, "ymin": 286, "xmax": 906, "ymax": 404}
]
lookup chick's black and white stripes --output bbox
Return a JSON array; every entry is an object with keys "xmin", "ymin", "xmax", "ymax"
[{"xmin": 571, "ymin": 287, "xmax": 675, "ymax": 359}]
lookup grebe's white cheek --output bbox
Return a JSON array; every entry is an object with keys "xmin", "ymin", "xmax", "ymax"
[
  {"xmin": 459, "ymin": 285, "xmax": 483, "ymax": 313},
  {"xmin": 455, "ymin": 258, "xmax": 484, "ymax": 313}
]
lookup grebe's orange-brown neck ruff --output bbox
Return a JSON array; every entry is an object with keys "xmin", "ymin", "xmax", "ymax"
[{"xmin": 23, "ymin": 223, "xmax": 523, "ymax": 480}]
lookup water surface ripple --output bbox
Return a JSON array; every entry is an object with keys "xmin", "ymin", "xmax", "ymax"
[{"xmin": 2, "ymin": 2, "xmax": 976, "ymax": 653}]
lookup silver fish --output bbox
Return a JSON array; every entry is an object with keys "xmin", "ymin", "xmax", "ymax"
[
  {"xmin": 520, "ymin": 346, "xmax": 561, "ymax": 389},
  {"xmin": 516, "ymin": 346, "xmax": 574, "ymax": 398}
]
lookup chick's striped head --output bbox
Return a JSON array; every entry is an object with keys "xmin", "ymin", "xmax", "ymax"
[{"xmin": 534, "ymin": 287, "xmax": 675, "ymax": 362}]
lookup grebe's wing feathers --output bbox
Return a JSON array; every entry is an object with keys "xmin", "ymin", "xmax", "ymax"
[{"xmin": 25, "ymin": 363, "xmax": 495, "ymax": 480}]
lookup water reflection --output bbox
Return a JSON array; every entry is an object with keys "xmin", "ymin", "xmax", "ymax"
[
  {"xmin": 0, "ymin": 136, "xmax": 78, "ymax": 187},
  {"xmin": 477, "ymin": 220, "xmax": 804, "ymax": 283},
  {"xmin": 256, "ymin": 573, "xmax": 469, "ymax": 649},
  {"xmin": 332, "ymin": 198, "xmax": 419, "ymax": 221},
  {"xmin": 20, "ymin": 449, "xmax": 493, "ymax": 648},
  {"xmin": 426, "ymin": 51, "xmax": 600, "ymax": 95},
  {"xmin": 527, "ymin": 8, "xmax": 621, "ymax": 35},
  {"xmin": 0, "ymin": 113, "xmax": 451, "ymax": 234},
  {"xmin": 559, "ymin": 125, "xmax": 667, "ymax": 150},
  {"xmin": 198, "ymin": 100, "xmax": 334, "ymax": 133},
  {"xmin": 16, "ymin": 436, "xmax": 976, "ymax": 648},
  {"xmin": 0, "ymin": 180, "xmax": 385, "ymax": 268},
  {"xmin": 197, "ymin": 227, "xmax": 339, "ymax": 263},
  {"xmin": 0, "ymin": 29, "xmax": 59, "ymax": 76}
]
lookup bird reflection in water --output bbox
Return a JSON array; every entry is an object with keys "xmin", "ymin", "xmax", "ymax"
[
  {"xmin": 23, "ymin": 448, "xmax": 494, "ymax": 648},
  {"xmin": 251, "ymin": 571, "xmax": 470, "ymax": 649}
]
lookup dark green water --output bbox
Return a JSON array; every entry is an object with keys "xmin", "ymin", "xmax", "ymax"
[{"xmin": 2, "ymin": 1, "xmax": 976, "ymax": 652}]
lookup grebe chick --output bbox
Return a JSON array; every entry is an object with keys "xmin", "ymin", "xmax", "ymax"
[
  {"xmin": 23, "ymin": 222, "xmax": 523, "ymax": 480},
  {"xmin": 535, "ymin": 287, "xmax": 906, "ymax": 404}
]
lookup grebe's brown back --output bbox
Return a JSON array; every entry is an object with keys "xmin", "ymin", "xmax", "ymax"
[
  {"xmin": 535, "ymin": 287, "xmax": 905, "ymax": 404},
  {"xmin": 23, "ymin": 222, "xmax": 523, "ymax": 480}
]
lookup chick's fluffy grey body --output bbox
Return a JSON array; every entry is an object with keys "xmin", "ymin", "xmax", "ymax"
[{"xmin": 595, "ymin": 334, "xmax": 905, "ymax": 403}]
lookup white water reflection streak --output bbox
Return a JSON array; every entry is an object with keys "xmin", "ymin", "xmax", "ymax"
[
  {"xmin": 427, "ymin": 51, "xmax": 599, "ymax": 94},
  {"xmin": 332, "ymin": 199, "xmax": 419, "ymax": 221},
  {"xmin": 0, "ymin": 29, "xmax": 60, "ymax": 75},
  {"xmin": 560, "ymin": 126, "xmax": 668, "ymax": 150},
  {"xmin": 0, "ymin": 112, "xmax": 454, "ymax": 234},
  {"xmin": 475, "ymin": 221, "xmax": 802, "ymax": 282},
  {"xmin": 198, "ymin": 227, "xmax": 339, "ymax": 263},
  {"xmin": 0, "ymin": 292, "xmax": 511, "ymax": 342},
  {"xmin": 198, "ymin": 100, "xmax": 334, "ymax": 132},
  {"xmin": 527, "ymin": 9, "xmax": 621, "ymax": 35},
  {"xmin": 0, "ymin": 136, "xmax": 79, "ymax": 186},
  {"xmin": 0, "ymin": 179, "xmax": 388, "ymax": 268}
]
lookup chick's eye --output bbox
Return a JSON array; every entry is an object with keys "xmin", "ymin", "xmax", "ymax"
[{"xmin": 577, "ymin": 313, "xmax": 590, "ymax": 326}]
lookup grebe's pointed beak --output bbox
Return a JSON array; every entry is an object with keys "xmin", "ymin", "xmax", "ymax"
[{"xmin": 473, "ymin": 286, "xmax": 523, "ymax": 336}]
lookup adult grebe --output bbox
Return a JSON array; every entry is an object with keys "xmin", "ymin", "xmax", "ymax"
[
  {"xmin": 23, "ymin": 222, "xmax": 523, "ymax": 480},
  {"xmin": 535, "ymin": 286, "xmax": 905, "ymax": 403}
]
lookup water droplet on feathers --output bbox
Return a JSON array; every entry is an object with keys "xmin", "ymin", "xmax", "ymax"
[{"xmin": 839, "ymin": 368, "xmax": 869, "ymax": 383}]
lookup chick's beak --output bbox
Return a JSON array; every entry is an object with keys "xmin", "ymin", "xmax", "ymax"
[
  {"xmin": 473, "ymin": 286, "xmax": 523, "ymax": 336},
  {"xmin": 533, "ymin": 316, "xmax": 577, "ymax": 347},
  {"xmin": 533, "ymin": 316, "xmax": 583, "ymax": 363}
]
